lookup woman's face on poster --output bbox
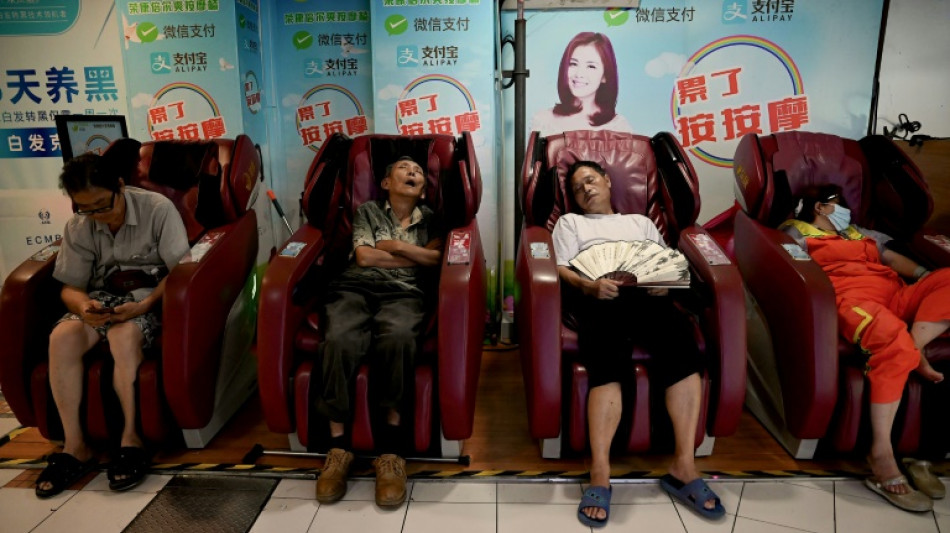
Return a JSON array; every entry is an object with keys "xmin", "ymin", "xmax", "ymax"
[{"xmin": 567, "ymin": 44, "xmax": 605, "ymax": 100}]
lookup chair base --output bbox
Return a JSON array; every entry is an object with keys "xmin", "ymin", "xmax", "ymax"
[
  {"xmin": 746, "ymin": 373, "xmax": 819, "ymax": 459},
  {"xmin": 289, "ymin": 432, "xmax": 305, "ymax": 452},
  {"xmin": 440, "ymin": 429, "xmax": 463, "ymax": 459},
  {"xmin": 182, "ymin": 282, "xmax": 259, "ymax": 449},
  {"xmin": 695, "ymin": 433, "xmax": 715, "ymax": 458},
  {"xmin": 541, "ymin": 436, "xmax": 561, "ymax": 459}
]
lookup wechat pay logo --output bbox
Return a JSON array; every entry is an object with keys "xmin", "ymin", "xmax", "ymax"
[{"xmin": 385, "ymin": 15, "xmax": 408, "ymax": 36}]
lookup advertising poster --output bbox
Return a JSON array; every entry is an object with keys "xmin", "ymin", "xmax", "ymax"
[
  {"xmin": 0, "ymin": 1, "xmax": 127, "ymax": 284},
  {"xmin": 502, "ymin": 0, "xmax": 885, "ymax": 222},
  {"xmin": 117, "ymin": 0, "xmax": 245, "ymax": 143},
  {"xmin": 262, "ymin": 0, "xmax": 373, "ymax": 232},
  {"xmin": 370, "ymin": 0, "xmax": 499, "ymax": 272},
  {"xmin": 499, "ymin": 0, "xmax": 884, "ymax": 333}
]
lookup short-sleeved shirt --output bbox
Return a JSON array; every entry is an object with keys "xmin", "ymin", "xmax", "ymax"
[
  {"xmin": 53, "ymin": 186, "xmax": 190, "ymax": 301},
  {"xmin": 552, "ymin": 212, "xmax": 666, "ymax": 267},
  {"xmin": 335, "ymin": 200, "xmax": 439, "ymax": 292}
]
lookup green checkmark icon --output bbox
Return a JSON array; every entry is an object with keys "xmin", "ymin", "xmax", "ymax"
[
  {"xmin": 385, "ymin": 14, "xmax": 408, "ymax": 36},
  {"xmin": 137, "ymin": 22, "xmax": 159, "ymax": 43},
  {"xmin": 292, "ymin": 30, "xmax": 313, "ymax": 50}
]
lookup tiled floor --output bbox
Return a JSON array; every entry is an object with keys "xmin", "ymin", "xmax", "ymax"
[{"xmin": 1, "ymin": 469, "xmax": 948, "ymax": 533}]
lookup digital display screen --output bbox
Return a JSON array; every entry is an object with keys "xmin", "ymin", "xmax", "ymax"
[{"xmin": 55, "ymin": 115, "xmax": 128, "ymax": 162}]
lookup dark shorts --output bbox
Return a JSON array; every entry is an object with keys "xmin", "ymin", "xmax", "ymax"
[
  {"xmin": 56, "ymin": 290, "xmax": 161, "ymax": 349},
  {"xmin": 570, "ymin": 287, "xmax": 704, "ymax": 390}
]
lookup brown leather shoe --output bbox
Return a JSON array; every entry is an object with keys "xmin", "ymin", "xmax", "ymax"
[
  {"xmin": 316, "ymin": 448, "xmax": 354, "ymax": 503},
  {"xmin": 373, "ymin": 454, "xmax": 407, "ymax": 507}
]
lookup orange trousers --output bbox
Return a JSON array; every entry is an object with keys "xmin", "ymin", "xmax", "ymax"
[{"xmin": 837, "ymin": 268, "xmax": 950, "ymax": 403}]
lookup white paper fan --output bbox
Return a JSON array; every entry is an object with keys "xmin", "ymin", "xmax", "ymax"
[{"xmin": 569, "ymin": 240, "xmax": 690, "ymax": 288}]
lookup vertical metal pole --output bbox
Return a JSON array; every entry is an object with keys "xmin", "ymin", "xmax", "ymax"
[{"xmin": 513, "ymin": 0, "xmax": 527, "ymax": 250}]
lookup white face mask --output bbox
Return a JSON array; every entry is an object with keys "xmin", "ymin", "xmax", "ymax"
[{"xmin": 826, "ymin": 204, "xmax": 851, "ymax": 231}]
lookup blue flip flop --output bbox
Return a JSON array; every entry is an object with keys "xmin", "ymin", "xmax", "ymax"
[
  {"xmin": 577, "ymin": 485, "xmax": 612, "ymax": 528},
  {"xmin": 660, "ymin": 474, "xmax": 726, "ymax": 519}
]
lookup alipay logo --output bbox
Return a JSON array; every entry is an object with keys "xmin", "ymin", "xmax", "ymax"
[{"xmin": 722, "ymin": 1, "xmax": 748, "ymax": 24}]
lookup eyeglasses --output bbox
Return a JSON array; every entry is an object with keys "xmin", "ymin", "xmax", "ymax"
[{"xmin": 75, "ymin": 192, "xmax": 116, "ymax": 216}]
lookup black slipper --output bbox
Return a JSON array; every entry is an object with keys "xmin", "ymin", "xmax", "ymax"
[
  {"xmin": 107, "ymin": 446, "xmax": 151, "ymax": 491},
  {"xmin": 35, "ymin": 453, "xmax": 98, "ymax": 498}
]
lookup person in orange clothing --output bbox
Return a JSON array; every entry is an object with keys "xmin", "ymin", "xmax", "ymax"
[{"xmin": 781, "ymin": 184, "xmax": 950, "ymax": 512}]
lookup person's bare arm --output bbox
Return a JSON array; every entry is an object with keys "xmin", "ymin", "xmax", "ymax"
[
  {"xmin": 882, "ymin": 249, "xmax": 928, "ymax": 279},
  {"xmin": 375, "ymin": 238, "xmax": 443, "ymax": 267},
  {"xmin": 557, "ymin": 265, "xmax": 621, "ymax": 300}
]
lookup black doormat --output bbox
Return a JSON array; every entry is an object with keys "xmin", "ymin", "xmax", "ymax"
[{"xmin": 123, "ymin": 475, "xmax": 277, "ymax": 533}]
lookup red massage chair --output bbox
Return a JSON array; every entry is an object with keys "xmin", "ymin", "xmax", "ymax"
[
  {"xmin": 732, "ymin": 130, "xmax": 950, "ymax": 458},
  {"xmin": 257, "ymin": 133, "xmax": 485, "ymax": 457},
  {"xmin": 0, "ymin": 135, "xmax": 261, "ymax": 448},
  {"xmin": 515, "ymin": 130, "xmax": 746, "ymax": 458}
]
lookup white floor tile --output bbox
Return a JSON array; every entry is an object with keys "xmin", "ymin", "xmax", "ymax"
[
  {"xmin": 340, "ymin": 479, "xmax": 414, "ymax": 501},
  {"xmin": 0, "ymin": 468, "xmax": 25, "ymax": 487},
  {"xmin": 735, "ymin": 480, "xmax": 834, "ymax": 533},
  {"xmin": 0, "ymin": 487, "xmax": 77, "ymax": 533},
  {"xmin": 250, "ymin": 497, "xmax": 320, "ymax": 533},
  {"xmin": 780, "ymin": 478, "xmax": 836, "ymax": 493},
  {"xmin": 835, "ymin": 490, "xmax": 939, "ymax": 533},
  {"xmin": 677, "ymin": 508, "xmax": 738, "ymax": 533},
  {"xmin": 498, "ymin": 503, "xmax": 583, "ymax": 533},
  {"xmin": 82, "ymin": 471, "xmax": 172, "ymax": 493},
  {"xmin": 31, "ymin": 489, "xmax": 155, "ymax": 533},
  {"xmin": 404, "ymin": 502, "xmax": 495, "ymax": 533},
  {"xmin": 308, "ymin": 499, "xmax": 407, "ymax": 533},
  {"xmin": 497, "ymin": 482, "xmax": 584, "ymax": 504},
  {"xmin": 271, "ymin": 478, "xmax": 317, "ymax": 500},
  {"xmin": 935, "ymin": 511, "xmax": 950, "ymax": 532},
  {"xmin": 606, "ymin": 503, "xmax": 686, "ymax": 532},
  {"xmin": 732, "ymin": 516, "xmax": 818, "ymax": 532},
  {"xmin": 410, "ymin": 481, "xmax": 496, "ymax": 503}
]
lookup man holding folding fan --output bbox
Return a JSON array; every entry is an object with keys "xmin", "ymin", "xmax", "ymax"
[{"xmin": 552, "ymin": 160, "xmax": 725, "ymax": 527}]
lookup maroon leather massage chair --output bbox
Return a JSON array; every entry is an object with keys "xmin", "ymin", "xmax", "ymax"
[
  {"xmin": 256, "ymin": 133, "xmax": 486, "ymax": 457},
  {"xmin": 0, "ymin": 134, "xmax": 261, "ymax": 448},
  {"xmin": 732, "ymin": 130, "xmax": 950, "ymax": 458},
  {"xmin": 515, "ymin": 129, "xmax": 746, "ymax": 458}
]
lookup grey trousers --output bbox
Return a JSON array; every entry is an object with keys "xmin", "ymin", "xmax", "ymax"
[{"xmin": 315, "ymin": 287, "xmax": 426, "ymax": 423}]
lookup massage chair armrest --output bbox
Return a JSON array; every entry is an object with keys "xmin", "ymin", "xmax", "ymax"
[
  {"xmin": 514, "ymin": 225, "xmax": 562, "ymax": 440},
  {"xmin": 678, "ymin": 225, "xmax": 746, "ymax": 436},
  {"xmin": 910, "ymin": 229, "xmax": 950, "ymax": 270},
  {"xmin": 162, "ymin": 212, "xmax": 259, "ymax": 428},
  {"xmin": 437, "ymin": 220, "xmax": 486, "ymax": 440},
  {"xmin": 734, "ymin": 211, "xmax": 838, "ymax": 438},
  {"xmin": 257, "ymin": 224, "xmax": 327, "ymax": 433},
  {"xmin": 0, "ymin": 244, "xmax": 64, "ymax": 426}
]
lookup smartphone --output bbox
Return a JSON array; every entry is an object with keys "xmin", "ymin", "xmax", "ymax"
[{"xmin": 88, "ymin": 306, "xmax": 115, "ymax": 314}]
